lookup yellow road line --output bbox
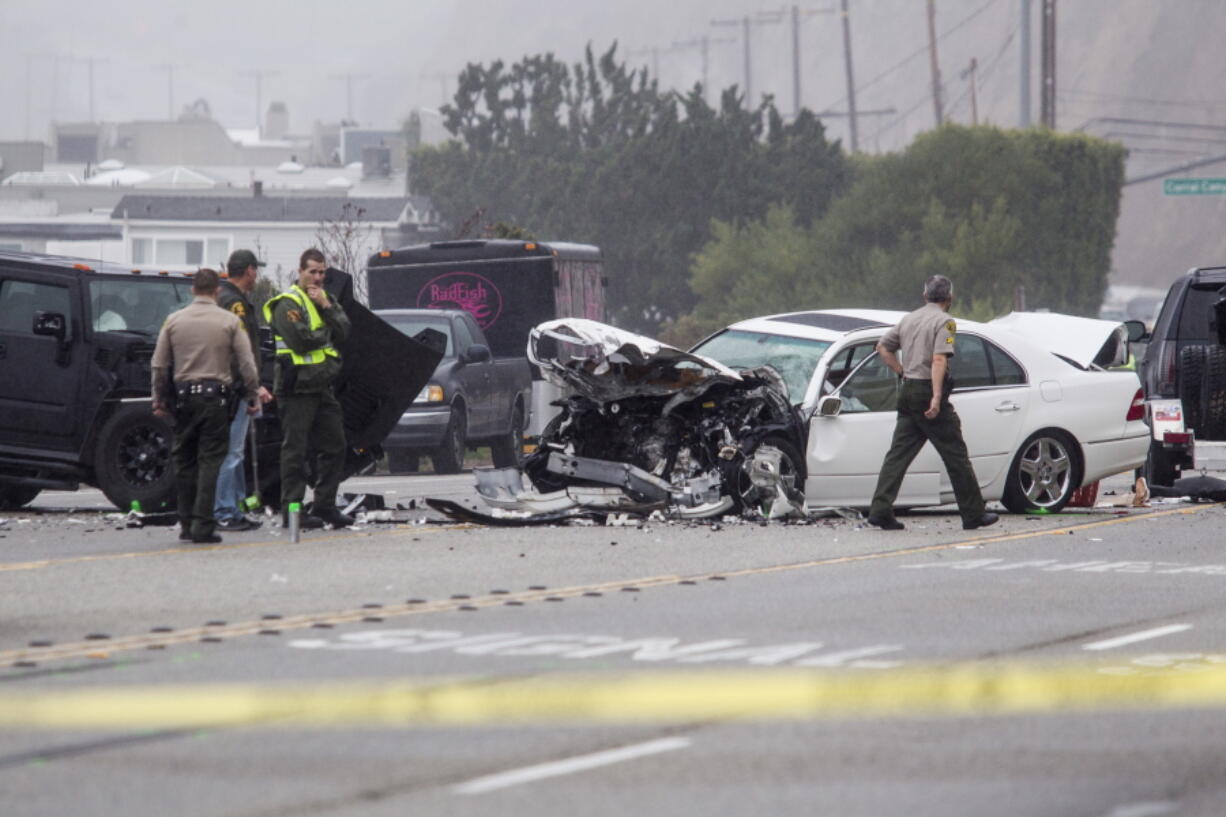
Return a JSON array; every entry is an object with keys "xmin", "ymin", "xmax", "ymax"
[
  {"xmin": 1, "ymin": 504, "xmax": 1214, "ymax": 669},
  {"xmin": 4, "ymin": 662, "xmax": 1226, "ymax": 728}
]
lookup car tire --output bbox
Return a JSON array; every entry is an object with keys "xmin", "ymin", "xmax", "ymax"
[
  {"xmin": 730, "ymin": 435, "xmax": 805, "ymax": 514},
  {"xmin": 385, "ymin": 448, "xmax": 419, "ymax": 474},
  {"xmin": 1002, "ymin": 429, "xmax": 1080, "ymax": 513},
  {"xmin": 431, "ymin": 407, "xmax": 467, "ymax": 475},
  {"xmin": 93, "ymin": 404, "xmax": 177, "ymax": 512},
  {"xmin": 1178, "ymin": 345, "xmax": 1207, "ymax": 434},
  {"xmin": 0, "ymin": 485, "xmax": 40, "ymax": 510},
  {"xmin": 1143, "ymin": 440, "xmax": 1178, "ymax": 488},
  {"xmin": 489, "ymin": 401, "xmax": 525, "ymax": 469},
  {"xmin": 1200, "ymin": 345, "xmax": 1226, "ymax": 440}
]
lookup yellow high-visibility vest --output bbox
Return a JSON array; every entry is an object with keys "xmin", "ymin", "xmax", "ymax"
[{"xmin": 262, "ymin": 284, "xmax": 339, "ymax": 366}]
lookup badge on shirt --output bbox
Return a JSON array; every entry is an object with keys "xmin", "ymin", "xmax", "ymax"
[
  {"xmin": 230, "ymin": 302, "xmax": 247, "ymax": 319},
  {"xmin": 945, "ymin": 319, "xmax": 956, "ymax": 332},
  {"xmin": 287, "ymin": 309, "xmax": 303, "ymax": 323}
]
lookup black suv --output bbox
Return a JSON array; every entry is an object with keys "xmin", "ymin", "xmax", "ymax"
[
  {"xmin": 0, "ymin": 251, "xmax": 439, "ymax": 511},
  {"xmin": 1138, "ymin": 266, "xmax": 1226, "ymax": 484}
]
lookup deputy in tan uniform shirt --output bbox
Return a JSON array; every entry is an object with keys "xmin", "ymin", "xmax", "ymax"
[
  {"xmin": 151, "ymin": 268, "xmax": 260, "ymax": 543},
  {"xmin": 866, "ymin": 274, "xmax": 998, "ymax": 532}
]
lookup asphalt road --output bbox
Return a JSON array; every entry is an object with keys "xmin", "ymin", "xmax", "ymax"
[{"xmin": 2, "ymin": 471, "xmax": 1225, "ymax": 817}]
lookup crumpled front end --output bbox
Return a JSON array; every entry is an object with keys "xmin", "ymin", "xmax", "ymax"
[{"xmin": 468, "ymin": 320, "xmax": 806, "ymax": 521}]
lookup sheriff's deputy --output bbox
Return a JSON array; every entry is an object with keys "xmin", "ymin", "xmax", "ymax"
[
  {"xmin": 866, "ymin": 275, "xmax": 999, "ymax": 532},
  {"xmin": 263, "ymin": 248, "xmax": 354, "ymax": 530},
  {"xmin": 152, "ymin": 268, "xmax": 260, "ymax": 544},
  {"xmin": 213, "ymin": 248, "xmax": 273, "ymax": 531}
]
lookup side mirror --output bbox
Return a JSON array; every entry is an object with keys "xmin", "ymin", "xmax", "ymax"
[
  {"xmin": 32, "ymin": 311, "xmax": 67, "ymax": 340},
  {"xmin": 461, "ymin": 343, "xmax": 491, "ymax": 364},
  {"xmin": 1122, "ymin": 319, "xmax": 1148, "ymax": 343},
  {"xmin": 817, "ymin": 394, "xmax": 843, "ymax": 417}
]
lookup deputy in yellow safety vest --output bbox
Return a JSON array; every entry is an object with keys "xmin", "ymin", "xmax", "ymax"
[{"xmin": 263, "ymin": 248, "xmax": 352, "ymax": 529}]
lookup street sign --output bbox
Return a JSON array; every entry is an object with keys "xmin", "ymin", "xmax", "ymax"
[{"xmin": 1164, "ymin": 178, "xmax": 1226, "ymax": 195}]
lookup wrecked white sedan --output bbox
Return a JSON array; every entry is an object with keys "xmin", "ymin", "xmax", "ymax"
[
  {"xmin": 690, "ymin": 309, "xmax": 1149, "ymax": 513},
  {"xmin": 457, "ymin": 319, "xmax": 808, "ymax": 521}
]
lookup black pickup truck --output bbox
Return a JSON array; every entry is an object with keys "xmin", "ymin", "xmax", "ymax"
[
  {"xmin": 375, "ymin": 309, "xmax": 532, "ymax": 473},
  {"xmin": 0, "ymin": 250, "xmax": 438, "ymax": 511}
]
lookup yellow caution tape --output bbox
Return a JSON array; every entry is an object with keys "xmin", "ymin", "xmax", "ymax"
[{"xmin": 5, "ymin": 663, "xmax": 1226, "ymax": 729}]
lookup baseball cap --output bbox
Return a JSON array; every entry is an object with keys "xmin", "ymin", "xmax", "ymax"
[{"xmin": 227, "ymin": 248, "xmax": 266, "ymax": 271}]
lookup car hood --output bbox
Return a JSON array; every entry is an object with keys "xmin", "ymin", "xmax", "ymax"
[
  {"xmin": 988, "ymin": 312, "xmax": 1130, "ymax": 368},
  {"xmin": 528, "ymin": 318, "xmax": 743, "ymax": 402}
]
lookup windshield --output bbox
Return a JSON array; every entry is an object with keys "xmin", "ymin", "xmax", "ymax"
[
  {"xmin": 88, "ymin": 278, "xmax": 195, "ymax": 335},
  {"xmin": 691, "ymin": 328, "xmax": 831, "ymax": 402},
  {"xmin": 383, "ymin": 314, "xmax": 454, "ymax": 357}
]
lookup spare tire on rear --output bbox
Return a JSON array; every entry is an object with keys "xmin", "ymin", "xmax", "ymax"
[
  {"xmin": 1200, "ymin": 345, "xmax": 1226, "ymax": 440},
  {"xmin": 1178, "ymin": 345, "xmax": 1207, "ymax": 434}
]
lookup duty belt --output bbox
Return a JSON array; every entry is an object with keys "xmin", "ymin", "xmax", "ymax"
[{"xmin": 175, "ymin": 379, "xmax": 230, "ymax": 399}]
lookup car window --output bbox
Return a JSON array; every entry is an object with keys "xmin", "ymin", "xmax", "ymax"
[
  {"xmin": 383, "ymin": 314, "xmax": 454, "ymax": 357},
  {"xmin": 452, "ymin": 316, "xmax": 474, "ymax": 351},
  {"xmin": 88, "ymin": 279, "xmax": 193, "ymax": 335},
  {"xmin": 689, "ymin": 328, "xmax": 831, "ymax": 403},
  {"xmin": 0, "ymin": 279, "xmax": 73, "ymax": 336},
  {"xmin": 837, "ymin": 352, "xmax": 899, "ymax": 413},
  {"xmin": 988, "ymin": 343, "xmax": 1026, "ymax": 384},
  {"xmin": 1176, "ymin": 284, "xmax": 1226, "ymax": 341},
  {"xmin": 823, "ymin": 341, "xmax": 877, "ymax": 393},
  {"xmin": 950, "ymin": 334, "xmax": 992, "ymax": 388}
]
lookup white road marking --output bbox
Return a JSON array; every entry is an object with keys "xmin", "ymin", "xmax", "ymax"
[
  {"xmin": 452, "ymin": 737, "xmax": 692, "ymax": 795},
  {"xmin": 1083, "ymin": 624, "xmax": 1192, "ymax": 651}
]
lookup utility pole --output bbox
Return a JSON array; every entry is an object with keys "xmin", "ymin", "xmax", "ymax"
[
  {"xmin": 627, "ymin": 46, "xmax": 663, "ymax": 82},
  {"xmin": 24, "ymin": 55, "xmax": 32, "ymax": 138},
  {"xmin": 840, "ymin": 0, "xmax": 858, "ymax": 151},
  {"xmin": 712, "ymin": 12, "xmax": 784, "ymax": 108},
  {"xmin": 1019, "ymin": 0, "xmax": 1032, "ymax": 127},
  {"xmin": 1040, "ymin": 0, "xmax": 1056, "ymax": 128},
  {"xmin": 787, "ymin": 5, "xmax": 836, "ymax": 119},
  {"xmin": 330, "ymin": 73, "xmax": 369, "ymax": 122},
  {"xmin": 74, "ymin": 57, "xmax": 107, "ymax": 122},
  {"xmin": 926, "ymin": 0, "xmax": 944, "ymax": 127},
  {"xmin": 241, "ymin": 69, "xmax": 280, "ymax": 135},
  {"xmin": 672, "ymin": 35, "xmax": 735, "ymax": 105},
  {"xmin": 961, "ymin": 57, "xmax": 979, "ymax": 125}
]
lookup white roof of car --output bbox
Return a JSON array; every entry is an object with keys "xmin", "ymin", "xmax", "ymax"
[{"xmin": 723, "ymin": 308, "xmax": 1126, "ymax": 370}]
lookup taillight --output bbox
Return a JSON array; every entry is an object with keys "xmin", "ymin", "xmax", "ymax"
[
  {"xmin": 1126, "ymin": 388, "xmax": 1145, "ymax": 422},
  {"xmin": 1157, "ymin": 344, "xmax": 1177, "ymax": 394}
]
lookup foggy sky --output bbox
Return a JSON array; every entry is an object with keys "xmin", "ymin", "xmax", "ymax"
[{"xmin": 2, "ymin": 0, "xmax": 1223, "ymax": 170}]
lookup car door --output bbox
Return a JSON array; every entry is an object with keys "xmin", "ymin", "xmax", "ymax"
[
  {"xmin": 806, "ymin": 339, "xmax": 943, "ymax": 508},
  {"xmin": 0, "ymin": 275, "xmax": 85, "ymax": 449},
  {"xmin": 946, "ymin": 334, "xmax": 1031, "ymax": 495},
  {"xmin": 452, "ymin": 314, "xmax": 494, "ymax": 436}
]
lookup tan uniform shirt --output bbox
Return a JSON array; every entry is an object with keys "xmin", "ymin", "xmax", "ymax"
[
  {"xmin": 879, "ymin": 302, "xmax": 957, "ymax": 380},
  {"xmin": 151, "ymin": 296, "xmax": 260, "ymax": 405}
]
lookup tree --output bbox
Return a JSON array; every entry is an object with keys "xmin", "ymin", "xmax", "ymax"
[
  {"xmin": 314, "ymin": 201, "xmax": 376, "ymax": 304},
  {"xmin": 410, "ymin": 43, "xmax": 850, "ymax": 335}
]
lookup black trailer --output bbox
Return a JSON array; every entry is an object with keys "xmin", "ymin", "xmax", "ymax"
[{"xmin": 367, "ymin": 240, "xmax": 604, "ymax": 436}]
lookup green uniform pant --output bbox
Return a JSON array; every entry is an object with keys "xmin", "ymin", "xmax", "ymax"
[
  {"xmin": 278, "ymin": 390, "xmax": 346, "ymax": 514},
  {"xmin": 173, "ymin": 395, "xmax": 230, "ymax": 539},
  {"xmin": 868, "ymin": 379, "xmax": 986, "ymax": 526}
]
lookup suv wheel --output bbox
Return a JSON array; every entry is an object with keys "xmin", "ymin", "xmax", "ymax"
[
  {"xmin": 94, "ymin": 404, "xmax": 177, "ymax": 511},
  {"xmin": 1143, "ymin": 441, "xmax": 1178, "ymax": 488},
  {"xmin": 0, "ymin": 485, "xmax": 40, "ymax": 510}
]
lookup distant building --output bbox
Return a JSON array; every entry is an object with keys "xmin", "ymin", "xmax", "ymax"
[{"xmin": 0, "ymin": 141, "xmax": 48, "ymax": 183}]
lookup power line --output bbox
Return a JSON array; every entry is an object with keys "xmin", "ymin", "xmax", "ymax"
[{"xmin": 818, "ymin": 0, "xmax": 1005, "ymax": 114}]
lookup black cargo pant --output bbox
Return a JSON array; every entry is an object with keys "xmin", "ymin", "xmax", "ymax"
[
  {"xmin": 868, "ymin": 378, "xmax": 986, "ymax": 526},
  {"xmin": 173, "ymin": 394, "xmax": 230, "ymax": 539},
  {"xmin": 278, "ymin": 389, "xmax": 346, "ymax": 515}
]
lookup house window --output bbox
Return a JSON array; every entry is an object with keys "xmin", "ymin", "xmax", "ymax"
[{"xmin": 130, "ymin": 237, "xmax": 231, "ymax": 269}]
